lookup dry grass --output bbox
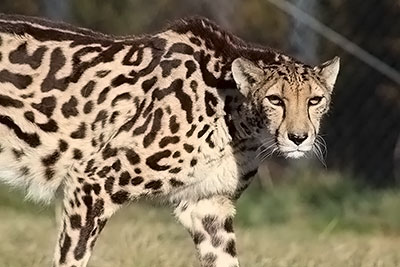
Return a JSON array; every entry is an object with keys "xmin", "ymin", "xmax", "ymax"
[
  {"xmin": 2, "ymin": 197, "xmax": 400, "ymax": 267},
  {"xmin": 2, "ymin": 170, "xmax": 400, "ymax": 267}
]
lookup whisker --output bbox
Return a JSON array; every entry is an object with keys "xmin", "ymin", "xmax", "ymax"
[{"xmin": 313, "ymin": 143, "xmax": 327, "ymax": 168}]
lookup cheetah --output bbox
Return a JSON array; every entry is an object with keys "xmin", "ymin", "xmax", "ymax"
[{"xmin": 0, "ymin": 14, "xmax": 339, "ymax": 267}]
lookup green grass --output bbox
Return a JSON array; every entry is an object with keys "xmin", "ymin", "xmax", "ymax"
[{"xmin": 2, "ymin": 170, "xmax": 400, "ymax": 266}]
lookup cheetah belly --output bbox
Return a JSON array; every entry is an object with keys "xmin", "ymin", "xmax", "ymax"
[
  {"xmin": 0, "ymin": 155, "xmax": 59, "ymax": 203},
  {"xmin": 0, "ymin": 128, "xmax": 61, "ymax": 203}
]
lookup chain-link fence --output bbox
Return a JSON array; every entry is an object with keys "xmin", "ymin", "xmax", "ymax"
[{"xmin": 1, "ymin": 0, "xmax": 399, "ymax": 186}]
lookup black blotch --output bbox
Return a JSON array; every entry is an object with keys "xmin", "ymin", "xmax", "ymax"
[
  {"xmin": 96, "ymin": 70, "xmax": 111, "ymax": 78},
  {"xmin": 97, "ymin": 87, "xmax": 111, "ymax": 104},
  {"xmin": 169, "ymin": 167, "xmax": 181, "ymax": 174},
  {"xmin": 125, "ymin": 149, "xmax": 140, "ymax": 165},
  {"xmin": 41, "ymin": 48, "xmax": 68, "ymax": 92},
  {"xmin": 183, "ymin": 144, "xmax": 194, "ymax": 153},
  {"xmin": 189, "ymin": 37, "xmax": 201, "ymax": 46},
  {"xmin": 141, "ymin": 76, "xmax": 157, "ymax": 93},
  {"xmin": 9, "ymin": 42, "xmax": 47, "ymax": 69},
  {"xmin": 0, "ymin": 115, "xmax": 41, "ymax": 148},
  {"xmin": 119, "ymin": 171, "xmax": 131, "ymax": 186},
  {"xmin": 169, "ymin": 115, "xmax": 180, "ymax": 134},
  {"xmin": 92, "ymin": 110, "xmax": 108, "ymax": 130},
  {"xmin": 169, "ymin": 178, "xmax": 184, "ymax": 187},
  {"xmin": 193, "ymin": 231, "xmax": 205, "ymax": 245},
  {"xmin": 146, "ymin": 150, "xmax": 171, "ymax": 171},
  {"xmin": 0, "ymin": 70, "xmax": 32, "ymax": 89},
  {"xmin": 59, "ymin": 139, "xmax": 69, "ymax": 152},
  {"xmin": 202, "ymin": 215, "xmax": 218, "ymax": 235},
  {"xmin": 110, "ymin": 111, "xmax": 119, "ymax": 124},
  {"xmin": 24, "ymin": 111, "xmax": 35, "ymax": 122},
  {"xmin": 59, "ymin": 234, "xmax": 71, "ymax": 264},
  {"xmin": 97, "ymin": 166, "xmax": 111, "ymax": 178},
  {"xmin": 131, "ymin": 176, "xmax": 144, "ymax": 186},
  {"xmin": 224, "ymin": 217, "xmax": 234, "ymax": 233},
  {"xmin": 37, "ymin": 119, "xmax": 58, "ymax": 132},
  {"xmin": 70, "ymin": 214, "xmax": 82, "ymax": 229},
  {"xmin": 186, "ymin": 125, "xmax": 196, "ymax": 137},
  {"xmin": 144, "ymin": 180, "xmax": 163, "ymax": 190},
  {"xmin": 197, "ymin": 124, "xmax": 210, "ymax": 138},
  {"xmin": 80, "ymin": 81, "xmax": 96, "ymax": 97},
  {"xmin": 111, "ymin": 160, "xmax": 121, "ymax": 171},
  {"xmin": 224, "ymin": 239, "xmax": 237, "ymax": 257},
  {"xmin": 0, "ymin": 94, "xmax": 24, "ymax": 108},
  {"xmin": 111, "ymin": 190, "xmax": 130, "ymax": 204},
  {"xmin": 70, "ymin": 123, "xmax": 86, "ymax": 139},
  {"xmin": 202, "ymin": 253, "xmax": 217, "ymax": 266},
  {"xmin": 205, "ymin": 131, "xmax": 215, "ymax": 148},
  {"xmin": 159, "ymin": 136, "xmax": 179, "ymax": 148},
  {"xmin": 112, "ymin": 92, "xmax": 131, "ymax": 107},
  {"xmin": 184, "ymin": 60, "xmax": 196, "ymax": 78},
  {"xmin": 143, "ymin": 108, "xmax": 163, "ymax": 148},
  {"xmin": 205, "ymin": 91, "xmax": 218, "ymax": 116},
  {"xmin": 32, "ymin": 96, "xmax": 56, "ymax": 117},
  {"xmin": 102, "ymin": 143, "xmax": 118, "ymax": 160},
  {"xmin": 83, "ymin": 101, "xmax": 93, "ymax": 114},
  {"xmin": 105, "ymin": 177, "xmax": 114, "ymax": 193},
  {"xmin": 42, "ymin": 151, "xmax": 60, "ymax": 166},
  {"xmin": 167, "ymin": 43, "xmax": 194, "ymax": 56},
  {"xmin": 160, "ymin": 59, "xmax": 181, "ymax": 77},
  {"xmin": 61, "ymin": 96, "xmax": 79, "ymax": 118},
  {"xmin": 73, "ymin": 149, "xmax": 83, "ymax": 160}
]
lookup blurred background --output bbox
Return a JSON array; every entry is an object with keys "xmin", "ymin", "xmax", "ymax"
[{"xmin": 0, "ymin": 0, "xmax": 399, "ymax": 266}]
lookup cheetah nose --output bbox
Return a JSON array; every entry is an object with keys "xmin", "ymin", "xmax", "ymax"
[{"xmin": 288, "ymin": 133, "xmax": 308, "ymax": 146}]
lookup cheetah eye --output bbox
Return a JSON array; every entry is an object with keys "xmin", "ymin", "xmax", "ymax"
[
  {"xmin": 309, "ymin": 96, "xmax": 323, "ymax": 106},
  {"xmin": 266, "ymin": 95, "xmax": 284, "ymax": 106}
]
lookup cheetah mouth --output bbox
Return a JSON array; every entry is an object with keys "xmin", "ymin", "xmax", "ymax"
[
  {"xmin": 278, "ymin": 145, "xmax": 312, "ymax": 159},
  {"xmin": 285, "ymin": 150, "xmax": 306, "ymax": 159}
]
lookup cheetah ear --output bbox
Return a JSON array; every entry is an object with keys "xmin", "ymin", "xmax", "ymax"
[
  {"xmin": 314, "ymin": 56, "xmax": 340, "ymax": 93},
  {"xmin": 232, "ymin": 57, "xmax": 264, "ymax": 97}
]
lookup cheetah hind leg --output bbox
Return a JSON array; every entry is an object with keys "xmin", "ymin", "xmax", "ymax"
[
  {"xmin": 53, "ymin": 181, "xmax": 115, "ymax": 267},
  {"xmin": 174, "ymin": 196, "xmax": 240, "ymax": 267}
]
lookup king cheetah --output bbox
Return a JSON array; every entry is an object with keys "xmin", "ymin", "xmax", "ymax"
[{"xmin": 0, "ymin": 14, "xmax": 339, "ymax": 267}]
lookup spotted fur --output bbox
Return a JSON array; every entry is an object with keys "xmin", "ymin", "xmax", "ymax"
[{"xmin": 0, "ymin": 14, "xmax": 339, "ymax": 267}]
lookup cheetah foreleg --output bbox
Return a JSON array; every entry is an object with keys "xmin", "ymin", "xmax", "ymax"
[
  {"xmin": 53, "ymin": 178, "xmax": 111, "ymax": 267},
  {"xmin": 174, "ymin": 196, "xmax": 239, "ymax": 267}
]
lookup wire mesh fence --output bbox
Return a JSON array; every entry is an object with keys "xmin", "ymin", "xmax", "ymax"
[{"xmin": 0, "ymin": 0, "xmax": 399, "ymax": 186}]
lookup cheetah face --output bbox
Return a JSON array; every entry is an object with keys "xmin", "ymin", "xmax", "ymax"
[{"xmin": 232, "ymin": 57, "xmax": 340, "ymax": 159}]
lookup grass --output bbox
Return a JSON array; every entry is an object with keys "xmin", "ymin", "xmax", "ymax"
[{"xmin": 2, "ymin": 169, "xmax": 400, "ymax": 266}]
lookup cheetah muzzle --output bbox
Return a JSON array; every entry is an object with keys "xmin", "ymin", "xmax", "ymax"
[{"xmin": 0, "ymin": 14, "xmax": 339, "ymax": 267}]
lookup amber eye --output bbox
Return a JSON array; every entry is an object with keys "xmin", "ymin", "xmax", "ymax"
[
  {"xmin": 266, "ymin": 95, "xmax": 284, "ymax": 106},
  {"xmin": 309, "ymin": 96, "xmax": 323, "ymax": 106}
]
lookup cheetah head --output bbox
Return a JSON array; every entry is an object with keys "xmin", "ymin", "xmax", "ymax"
[{"xmin": 231, "ymin": 56, "xmax": 340, "ymax": 159}]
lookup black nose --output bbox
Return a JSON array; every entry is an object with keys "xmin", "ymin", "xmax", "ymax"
[{"xmin": 288, "ymin": 133, "xmax": 308, "ymax": 146}]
